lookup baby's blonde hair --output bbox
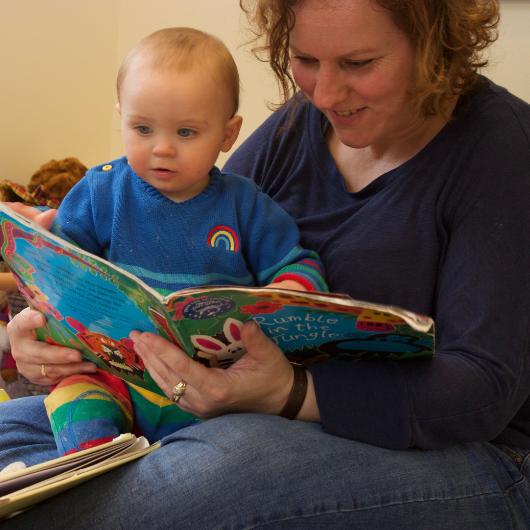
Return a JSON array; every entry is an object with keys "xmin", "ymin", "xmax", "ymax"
[{"xmin": 117, "ymin": 27, "xmax": 240, "ymax": 115}]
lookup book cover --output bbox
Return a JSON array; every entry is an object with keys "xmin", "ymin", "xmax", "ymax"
[
  {"xmin": 0, "ymin": 204, "xmax": 435, "ymax": 395},
  {"xmin": 0, "ymin": 433, "xmax": 159, "ymax": 519}
]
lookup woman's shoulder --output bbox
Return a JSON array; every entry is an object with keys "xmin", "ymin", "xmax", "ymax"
[
  {"xmin": 224, "ymin": 94, "xmax": 321, "ymax": 184},
  {"xmin": 250, "ymin": 93, "xmax": 314, "ymax": 132},
  {"xmin": 431, "ymin": 77, "xmax": 530, "ymax": 180},
  {"xmin": 432, "ymin": 78, "xmax": 530, "ymax": 217},
  {"xmin": 216, "ymin": 167, "xmax": 271, "ymax": 203},
  {"xmin": 457, "ymin": 77, "xmax": 530, "ymax": 139}
]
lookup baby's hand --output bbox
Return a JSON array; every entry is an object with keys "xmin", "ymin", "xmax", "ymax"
[
  {"xmin": 5, "ymin": 202, "xmax": 57, "ymax": 230},
  {"xmin": 265, "ymin": 280, "xmax": 307, "ymax": 292}
]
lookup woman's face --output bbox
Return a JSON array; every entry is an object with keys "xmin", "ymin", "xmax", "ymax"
[{"xmin": 290, "ymin": 0, "xmax": 418, "ymax": 150}]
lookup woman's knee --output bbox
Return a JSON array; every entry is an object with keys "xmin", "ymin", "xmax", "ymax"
[{"xmin": 0, "ymin": 395, "xmax": 48, "ymax": 428}]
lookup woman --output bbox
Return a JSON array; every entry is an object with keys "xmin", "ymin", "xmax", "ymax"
[{"xmin": 2, "ymin": 0, "xmax": 529, "ymax": 527}]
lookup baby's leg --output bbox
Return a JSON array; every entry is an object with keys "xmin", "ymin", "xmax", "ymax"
[
  {"xmin": 127, "ymin": 383, "xmax": 199, "ymax": 442},
  {"xmin": 44, "ymin": 370, "xmax": 133, "ymax": 455}
]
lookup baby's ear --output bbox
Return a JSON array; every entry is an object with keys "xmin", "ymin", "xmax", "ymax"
[{"xmin": 221, "ymin": 115, "xmax": 243, "ymax": 153}]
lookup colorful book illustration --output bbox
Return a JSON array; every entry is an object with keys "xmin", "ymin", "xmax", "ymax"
[
  {"xmin": 0, "ymin": 433, "xmax": 158, "ymax": 519},
  {"xmin": 0, "ymin": 204, "xmax": 435, "ymax": 395}
]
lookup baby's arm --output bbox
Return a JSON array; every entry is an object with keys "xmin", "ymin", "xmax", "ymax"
[{"xmin": 242, "ymin": 186, "xmax": 327, "ymax": 292}]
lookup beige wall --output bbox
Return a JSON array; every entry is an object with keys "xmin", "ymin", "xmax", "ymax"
[
  {"xmin": 0, "ymin": 1, "xmax": 120, "ymax": 182},
  {"xmin": 485, "ymin": 1, "xmax": 530, "ymax": 100},
  {"xmin": 1, "ymin": 1, "xmax": 528, "ymax": 184}
]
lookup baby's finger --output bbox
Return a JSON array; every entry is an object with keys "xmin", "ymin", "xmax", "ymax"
[{"xmin": 6, "ymin": 203, "xmax": 57, "ymax": 228}]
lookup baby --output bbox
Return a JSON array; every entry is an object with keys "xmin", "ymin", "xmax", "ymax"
[{"xmin": 44, "ymin": 27, "xmax": 327, "ymax": 455}]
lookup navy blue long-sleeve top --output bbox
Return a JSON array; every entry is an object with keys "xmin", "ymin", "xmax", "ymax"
[{"xmin": 224, "ymin": 77, "xmax": 530, "ymax": 449}]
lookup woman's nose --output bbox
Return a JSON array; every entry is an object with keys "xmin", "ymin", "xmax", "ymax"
[{"xmin": 312, "ymin": 67, "xmax": 348, "ymax": 109}]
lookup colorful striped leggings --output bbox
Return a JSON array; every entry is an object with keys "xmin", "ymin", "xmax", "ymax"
[{"xmin": 44, "ymin": 369, "xmax": 197, "ymax": 455}]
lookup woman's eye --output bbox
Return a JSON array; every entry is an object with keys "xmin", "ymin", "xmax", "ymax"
[
  {"xmin": 343, "ymin": 59, "xmax": 373, "ymax": 69},
  {"xmin": 293, "ymin": 55, "xmax": 318, "ymax": 65},
  {"xmin": 135, "ymin": 125, "xmax": 151, "ymax": 135},
  {"xmin": 177, "ymin": 128, "xmax": 195, "ymax": 138}
]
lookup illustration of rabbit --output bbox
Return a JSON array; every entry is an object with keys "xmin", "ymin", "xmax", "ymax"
[{"xmin": 190, "ymin": 318, "xmax": 245, "ymax": 368}]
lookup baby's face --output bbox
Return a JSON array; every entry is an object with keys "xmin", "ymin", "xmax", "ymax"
[{"xmin": 118, "ymin": 64, "xmax": 240, "ymax": 202}]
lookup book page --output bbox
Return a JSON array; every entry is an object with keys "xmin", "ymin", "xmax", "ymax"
[
  {"xmin": 0, "ymin": 204, "xmax": 165, "ymax": 392},
  {"xmin": 162, "ymin": 288, "xmax": 435, "ymax": 367},
  {"xmin": 0, "ymin": 204, "xmax": 435, "ymax": 380},
  {"xmin": 0, "ymin": 435, "xmax": 158, "ymax": 520}
]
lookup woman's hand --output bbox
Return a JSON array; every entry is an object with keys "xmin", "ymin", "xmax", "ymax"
[
  {"xmin": 5, "ymin": 202, "xmax": 57, "ymax": 229},
  {"xmin": 4, "ymin": 203, "xmax": 89, "ymax": 386},
  {"xmin": 6, "ymin": 308, "xmax": 97, "ymax": 385},
  {"xmin": 131, "ymin": 321, "xmax": 319, "ymax": 421}
]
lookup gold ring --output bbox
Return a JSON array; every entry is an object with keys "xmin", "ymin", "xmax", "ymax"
[
  {"xmin": 40, "ymin": 364, "xmax": 47, "ymax": 377},
  {"xmin": 171, "ymin": 380, "xmax": 187, "ymax": 404}
]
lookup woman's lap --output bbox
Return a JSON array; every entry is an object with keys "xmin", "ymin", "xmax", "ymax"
[
  {"xmin": 0, "ymin": 395, "xmax": 58, "ymax": 467},
  {"xmin": 1, "ymin": 397, "xmax": 529, "ymax": 529}
]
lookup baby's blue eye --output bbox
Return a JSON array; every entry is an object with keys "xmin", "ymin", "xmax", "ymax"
[
  {"xmin": 177, "ymin": 128, "xmax": 194, "ymax": 138},
  {"xmin": 135, "ymin": 125, "xmax": 151, "ymax": 135}
]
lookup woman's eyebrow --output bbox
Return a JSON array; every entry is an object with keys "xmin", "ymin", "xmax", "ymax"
[{"xmin": 289, "ymin": 44, "xmax": 379, "ymax": 57}]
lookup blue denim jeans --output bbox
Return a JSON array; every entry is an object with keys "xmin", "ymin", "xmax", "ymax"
[{"xmin": 1, "ymin": 395, "xmax": 529, "ymax": 529}]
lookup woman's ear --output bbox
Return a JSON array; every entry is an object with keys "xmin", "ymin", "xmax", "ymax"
[
  {"xmin": 221, "ymin": 115, "xmax": 243, "ymax": 153},
  {"xmin": 115, "ymin": 102, "xmax": 121, "ymax": 114}
]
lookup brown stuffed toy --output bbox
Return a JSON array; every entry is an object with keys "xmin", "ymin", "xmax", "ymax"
[{"xmin": 0, "ymin": 156, "xmax": 87, "ymax": 208}]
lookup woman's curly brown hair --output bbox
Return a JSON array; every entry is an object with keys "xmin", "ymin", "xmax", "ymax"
[{"xmin": 240, "ymin": 0, "xmax": 500, "ymax": 116}]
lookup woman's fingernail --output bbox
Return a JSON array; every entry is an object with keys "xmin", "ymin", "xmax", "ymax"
[
  {"xmin": 31, "ymin": 313, "xmax": 44, "ymax": 325},
  {"xmin": 245, "ymin": 320, "xmax": 259, "ymax": 333}
]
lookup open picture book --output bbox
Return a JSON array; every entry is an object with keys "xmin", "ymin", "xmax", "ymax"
[
  {"xmin": 0, "ymin": 203, "xmax": 435, "ymax": 395},
  {"xmin": 0, "ymin": 433, "xmax": 159, "ymax": 519}
]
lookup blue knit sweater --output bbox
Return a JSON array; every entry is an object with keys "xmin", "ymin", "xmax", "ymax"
[{"xmin": 53, "ymin": 157, "xmax": 326, "ymax": 295}]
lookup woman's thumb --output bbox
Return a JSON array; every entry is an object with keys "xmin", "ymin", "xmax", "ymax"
[{"xmin": 240, "ymin": 320, "xmax": 280, "ymax": 360}]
